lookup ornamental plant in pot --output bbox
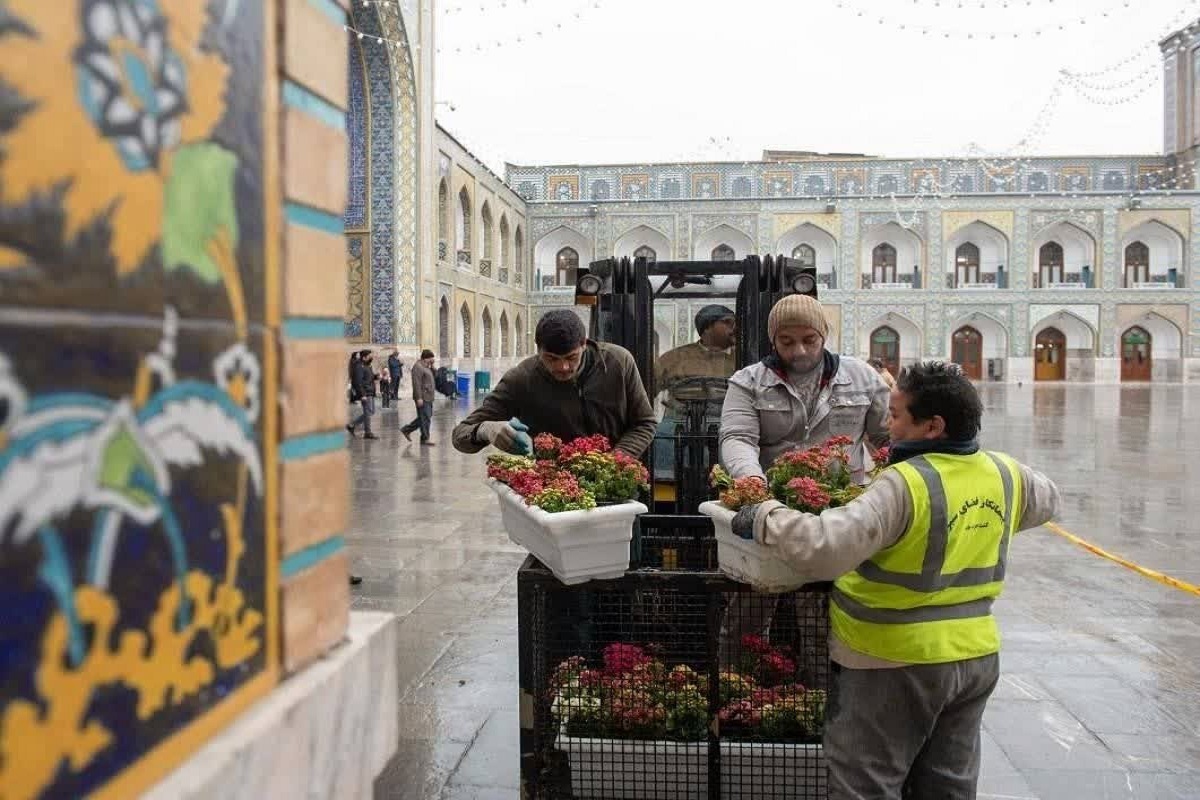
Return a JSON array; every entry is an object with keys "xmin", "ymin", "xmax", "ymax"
[
  {"xmin": 549, "ymin": 640, "xmax": 827, "ymax": 799},
  {"xmin": 486, "ymin": 434, "xmax": 649, "ymax": 584},
  {"xmin": 700, "ymin": 437, "xmax": 890, "ymax": 592}
]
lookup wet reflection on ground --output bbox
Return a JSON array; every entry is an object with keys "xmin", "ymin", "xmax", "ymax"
[{"xmin": 353, "ymin": 385, "xmax": 1200, "ymax": 799}]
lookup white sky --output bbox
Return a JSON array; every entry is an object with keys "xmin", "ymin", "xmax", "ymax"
[{"xmin": 431, "ymin": 0, "xmax": 1199, "ymax": 175}]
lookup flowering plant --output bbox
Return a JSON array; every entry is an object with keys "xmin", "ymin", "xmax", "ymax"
[
  {"xmin": 548, "ymin": 640, "xmax": 825, "ymax": 743},
  {"xmin": 488, "ymin": 434, "xmax": 649, "ymax": 512},
  {"xmin": 710, "ymin": 436, "xmax": 889, "ymax": 512}
]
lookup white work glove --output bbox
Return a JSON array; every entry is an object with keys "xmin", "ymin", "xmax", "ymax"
[{"xmin": 475, "ymin": 418, "xmax": 533, "ymax": 455}]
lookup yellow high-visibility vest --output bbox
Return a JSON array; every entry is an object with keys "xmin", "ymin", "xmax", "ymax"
[{"xmin": 831, "ymin": 451, "xmax": 1023, "ymax": 664}]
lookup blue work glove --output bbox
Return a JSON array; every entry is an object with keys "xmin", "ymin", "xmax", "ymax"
[
  {"xmin": 508, "ymin": 418, "xmax": 533, "ymax": 455},
  {"xmin": 731, "ymin": 503, "xmax": 763, "ymax": 541}
]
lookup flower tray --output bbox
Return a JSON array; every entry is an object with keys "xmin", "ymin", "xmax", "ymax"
[
  {"xmin": 488, "ymin": 480, "xmax": 647, "ymax": 585},
  {"xmin": 556, "ymin": 732, "xmax": 824, "ymax": 799},
  {"xmin": 699, "ymin": 501, "xmax": 808, "ymax": 594}
]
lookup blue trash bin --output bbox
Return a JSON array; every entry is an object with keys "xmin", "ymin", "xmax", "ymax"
[
  {"xmin": 474, "ymin": 371, "xmax": 491, "ymax": 392},
  {"xmin": 456, "ymin": 374, "xmax": 470, "ymax": 396}
]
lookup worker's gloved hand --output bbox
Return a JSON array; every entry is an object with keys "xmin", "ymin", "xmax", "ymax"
[
  {"xmin": 731, "ymin": 503, "xmax": 763, "ymax": 540},
  {"xmin": 477, "ymin": 419, "xmax": 533, "ymax": 455}
]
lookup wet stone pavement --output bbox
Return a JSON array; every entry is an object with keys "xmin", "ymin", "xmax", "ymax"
[{"xmin": 350, "ymin": 385, "xmax": 1200, "ymax": 800}]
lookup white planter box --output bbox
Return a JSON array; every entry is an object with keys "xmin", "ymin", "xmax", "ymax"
[
  {"xmin": 488, "ymin": 480, "xmax": 646, "ymax": 585},
  {"xmin": 557, "ymin": 732, "xmax": 825, "ymax": 799},
  {"xmin": 699, "ymin": 502, "xmax": 808, "ymax": 594}
]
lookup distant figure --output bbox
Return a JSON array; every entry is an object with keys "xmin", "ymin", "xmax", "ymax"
[
  {"xmin": 868, "ymin": 357, "xmax": 897, "ymax": 390},
  {"xmin": 346, "ymin": 349, "xmax": 378, "ymax": 440},
  {"xmin": 388, "ymin": 348, "xmax": 403, "ymax": 401},
  {"xmin": 401, "ymin": 349, "xmax": 437, "ymax": 446}
]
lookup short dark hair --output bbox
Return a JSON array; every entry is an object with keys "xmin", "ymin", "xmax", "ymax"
[
  {"xmin": 535, "ymin": 310, "xmax": 587, "ymax": 355},
  {"xmin": 896, "ymin": 361, "xmax": 982, "ymax": 440},
  {"xmin": 420, "ymin": 349, "xmax": 435, "ymax": 360}
]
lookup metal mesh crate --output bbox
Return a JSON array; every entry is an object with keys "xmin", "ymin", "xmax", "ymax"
[
  {"xmin": 635, "ymin": 515, "xmax": 718, "ymax": 573},
  {"xmin": 518, "ymin": 557, "xmax": 831, "ymax": 800}
]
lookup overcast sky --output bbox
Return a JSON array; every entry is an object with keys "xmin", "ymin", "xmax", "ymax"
[{"xmin": 431, "ymin": 0, "xmax": 1198, "ymax": 174}]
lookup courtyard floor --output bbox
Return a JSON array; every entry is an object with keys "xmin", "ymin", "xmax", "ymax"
[{"xmin": 352, "ymin": 384, "xmax": 1200, "ymax": 800}]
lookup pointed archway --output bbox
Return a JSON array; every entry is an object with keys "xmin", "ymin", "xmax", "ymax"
[
  {"xmin": 1120, "ymin": 326, "xmax": 1152, "ymax": 382},
  {"xmin": 1034, "ymin": 327, "xmax": 1066, "ymax": 381},
  {"xmin": 951, "ymin": 326, "xmax": 984, "ymax": 380}
]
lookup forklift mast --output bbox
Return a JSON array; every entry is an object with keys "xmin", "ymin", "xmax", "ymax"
[{"xmin": 573, "ymin": 255, "xmax": 818, "ymax": 394}]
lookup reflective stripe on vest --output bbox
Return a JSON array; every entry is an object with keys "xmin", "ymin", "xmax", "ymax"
[{"xmin": 853, "ymin": 452, "xmax": 1014, "ymax": 595}]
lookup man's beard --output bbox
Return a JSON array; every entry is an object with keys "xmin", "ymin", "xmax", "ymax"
[{"xmin": 783, "ymin": 352, "xmax": 823, "ymax": 374}]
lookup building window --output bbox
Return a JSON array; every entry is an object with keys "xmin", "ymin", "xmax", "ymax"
[
  {"xmin": 500, "ymin": 311, "xmax": 510, "ymax": 357},
  {"xmin": 460, "ymin": 304, "xmax": 472, "ymax": 358},
  {"xmin": 556, "ymin": 246, "xmax": 579, "ymax": 287},
  {"xmin": 951, "ymin": 326, "xmax": 983, "ymax": 380},
  {"xmin": 456, "ymin": 187, "xmax": 471, "ymax": 257},
  {"xmin": 1124, "ymin": 241, "xmax": 1150, "ymax": 287},
  {"xmin": 515, "ymin": 227, "xmax": 525, "ymax": 285},
  {"xmin": 634, "ymin": 245, "xmax": 657, "ymax": 263},
  {"xmin": 711, "ymin": 244, "xmax": 735, "ymax": 262},
  {"xmin": 1034, "ymin": 327, "xmax": 1066, "ymax": 381},
  {"xmin": 481, "ymin": 202, "xmax": 493, "ymax": 262},
  {"xmin": 591, "ymin": 180, "xmax": 610, "ymax": 200},
  {"xmin": 438, "ymin": 179, "xmax": 449, "ymax": 246},
  {"xmin": 732, "ymin": 177, "xmax": 752, "ymax": 197},
  {"xmin": 872, "ymin": 243, "xmax": 897, "ymax": 284},
  {"xmin": 955, "ymin": 242, "xmax": 980, "ymax": 287},
  {"xmin": 438, "ymin": 297, "xmax": 450, "ymax": 356},
  {"xmin": 1038, "ymin": 241, "xmax": 1064, "ymax": 287},
  {"xmin": 792, "ymin": 244, "xmax": 816, "ymax": 268},
  {"xmin": 1027, "ymin": 172, "xmax": 1049, "ymax": 192},
  {"xmin": 1121, "ymin": 326, "xmax": 1152, "ymax": 381},
  {"xmin": 500, "ymin": 215, "xmax": 510, "ymax": 273},
  {"xmin": 1102, "ymin": 171, "xmax": 1126, "ymax": 191},
  {"xmin": 870, "ymin": 326, "xmax": 900, "ymax": 376},
  {"xmin": 661, "ymin": 178, "xmax": 681, "ymax": 199},
  {"xmin": 877, "ymin": 175, "xmax": 899, "ymax": 195},
  {"xmin": 804, "ymin": 175, "xmax": 825, "ymax": 195},
  {"xmin": 514, "ymin": 314, "xmax": 524, "ymax": 356},
  {"xmin": 482, "ymin": 308, "xmax": 493, "ymax": 358}
]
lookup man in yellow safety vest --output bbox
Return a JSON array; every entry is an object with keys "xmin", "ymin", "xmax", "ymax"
[{"xmin": 731, "ymin": 360, "xmax": 1060, "ymax": 798}]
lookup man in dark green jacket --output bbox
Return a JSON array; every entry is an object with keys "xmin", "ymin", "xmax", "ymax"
[{"xmin": 452, "ymin": 310, "xmax": 658, "ymax": 457}]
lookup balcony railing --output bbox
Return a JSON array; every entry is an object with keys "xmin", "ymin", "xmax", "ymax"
[
  {"xmin": 514, "ymin": 270, "xmax": 523, "ymax": 287},
  {"xmin": 457, "ymin": 249, "xmax": 472, "ymax": 266},
  {"xmin": 479, "ymin": 258, "xmax": 491, "ymax": 278}
]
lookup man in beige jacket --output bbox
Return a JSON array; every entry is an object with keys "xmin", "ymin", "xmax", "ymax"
[
  {"xmin": 401, "ymin": 349, "xmax": 436, "ymax": 445},
  {"xmin": 730, "ymin": 361, "xmax": 1059, "ymax": 798}
]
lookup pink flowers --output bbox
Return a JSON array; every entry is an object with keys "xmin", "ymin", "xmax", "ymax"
[
  {"xmin": 709, "ymin": 465, "xmax": 772, "ymax": 511},
  {"xmin": 784, "ymin": 477, "xmax": 832, "ymax": 512},
  {"xmin": 602, "ymin": 643, "xmax": 653, "ymax": 675},
  {"xmin": 559, "ymin": 434, "xmax": 612, "ymax": 460}
]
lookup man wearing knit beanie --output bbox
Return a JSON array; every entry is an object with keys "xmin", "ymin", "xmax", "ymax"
[{"xmin": 717, "ymin": 292, "xmax": 891, "ymax": 666}]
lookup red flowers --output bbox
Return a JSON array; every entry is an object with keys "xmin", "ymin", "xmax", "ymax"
[
  {"xmin": 488, "ymin": 433, "xmax": 648, "ymax": 511},
  {"xmin": 602, "ymin": 643, "xmax": 653, "ymax": 675},
  {"xmin": 784, "ymin": 477, "xmax": 832, "ymax": 511}
]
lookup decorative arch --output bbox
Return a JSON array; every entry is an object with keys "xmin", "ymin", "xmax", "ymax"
[
  {"xmin": 859, "ymin": 312, "xmax": 922, "ymax": 367},
  {"xmin": 499, "ymin": 214, "xmax": 510, "ymax": 273},
  {"xmin": 945, "ymin": 220, "xmax": 1008, "ymax": 288},
  {"xmin": 438, "ymin": 179, "xmax": 449, "ymax": 248},
  {"xmin": 692, "ymin": 223, "xmax": 753, "ymax": 261},
  {"xmin": 860, "ymin": 222, "xmax": 921, "ymax": 287},
  {"xmin": 945, "ymin": 311, "xmax": 1009, "ymax": 371},
  {"xmin": 776, "ymin": 222, "xmax": 838, "ymax": 286},
  {"xmin": 514, "ymin": 226, "xmax": 525, "ymax": 286},
  {"xmin": 613, "ymin": 224, "xmax": 671, "ymax": 261},
  {"xmin": 481, "ymin": 306, "xmax": 493, "ymax": 358},
  {"xmin": 1120, "ymin": 326, "xmax": 1152, "ymax": 381},
  {"xmin": 1120, "ymin": 219, "xmax": 1185, "ymax": 288},
  {"xmin": 1031, "ymin": 309, "xmax": 1096, "ymax": 351},
  {"xmin": 556, "ymin": 247, "xmax": 579, "ymax": 287},
  {"xmin": 1031, "ymin": 221, "xmax": 1095, "ymax": 288},
  {"xmin": 500, "ymin": 310, "xmax": 510, "ymax": 357},
  {"xmin": 711, "ymin": 244, "xmax": 735, "ymax": 261},
  {"xmin": 1123, "ymin": 312, "xmax": 1183, "ymax": 370},
  {"xmin": 533, "ymin": 225, "xmax": 591, "ymax": 289},
  {"xmin": 1032, "ymin": 310, "xmax": 1096, "ymax": 380},
  {"xmin": 460, "ymin": 303, "xmax": 472, "ymax": 358},
  {"xmin": 514, "ymin": 313, "xmax": 524, "ymax": 356}
]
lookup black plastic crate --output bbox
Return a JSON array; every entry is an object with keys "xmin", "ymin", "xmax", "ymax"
[{"xmin": 518, "ymin": 557, "xmax": 831, "ymax": 800}]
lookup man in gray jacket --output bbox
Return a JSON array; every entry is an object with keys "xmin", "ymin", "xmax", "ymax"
[
  {"xmin": 401, "ymin": 349, "xmax": 436, "ymax": 445},
  {"xmin": 719, "ymin": 294, "xmax": 891, "ymax": 660}
]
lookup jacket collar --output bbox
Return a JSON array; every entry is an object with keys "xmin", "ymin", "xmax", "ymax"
[
  {"xmin": 888, "ymin": 437, "xmax": 981, "ymax": 465},
  {"xmin": 761, "ymin": 349, "xmax": 842, "ymax": 390}
]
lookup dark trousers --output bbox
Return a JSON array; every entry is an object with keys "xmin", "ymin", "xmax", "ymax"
[
  {"xmin": 401, "ymin": 401, "xmax": 432, "ymax": 441},
  {"xmin": 349, "ymin": 397, "xmax": 375, "ymax": 434},
  {"xmin": 380, "ymin": 381, "xmax": 391, "ymax": 407},
  {"xmin": 824, "ymin": 653, "xmax": 1000, "ymax": 800}
]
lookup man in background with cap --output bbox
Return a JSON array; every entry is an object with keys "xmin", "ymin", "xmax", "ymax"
[
  {"xmin": 401, "ymin": 349, "xmax": 437, "ymax": 446},
  {"xmin": 651, "ymin": 304, "xmax": 737, "ymax": 478},
  {"xmin": 719, "ymin": 293, "xmax": 890, "ymax": 661}
]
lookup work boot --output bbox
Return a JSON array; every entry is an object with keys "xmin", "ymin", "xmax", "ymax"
[{"xmin": 364, "ymin": 433, "xmax": 379, "ymax": 440}]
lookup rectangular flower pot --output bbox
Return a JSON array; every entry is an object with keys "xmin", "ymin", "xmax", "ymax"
[
  {"xmin": 699, "ymin": 501, "xmax": 808, "ymax": 594},
  {"xmin": 488, "ymin": 480, "xmax": 647, "ymax": 585},
  {"xmin": 557, "ymin": 732, "xmax": 825, "ymax": 799}
]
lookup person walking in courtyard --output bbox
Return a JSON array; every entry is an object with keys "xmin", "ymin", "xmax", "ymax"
[
  {"xmin": 388, "ymin": 348, "xmax": 403, "ymax": 401},
  {"xmin": 378, "ymin": 359, "xmax": 392, "ymax": 409},
  {"xmin": 452, "ymin": 309, "xmax": 657, "ymax": 457},
  {"xmin": 730, "ymin": 361, "xmax": 1060, "ymax": 799},
  {"xmin": 401, "ymin": 349, "xmax": 437, "ymax": 445},
  {"xmin": 346, "ymin": 349, "xmax": 378, "ymax": 440}
]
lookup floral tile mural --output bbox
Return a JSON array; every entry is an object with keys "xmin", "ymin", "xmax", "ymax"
[{"xmin": 0, "ymin": 2, "xmax": 279, "ymax": 798}]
